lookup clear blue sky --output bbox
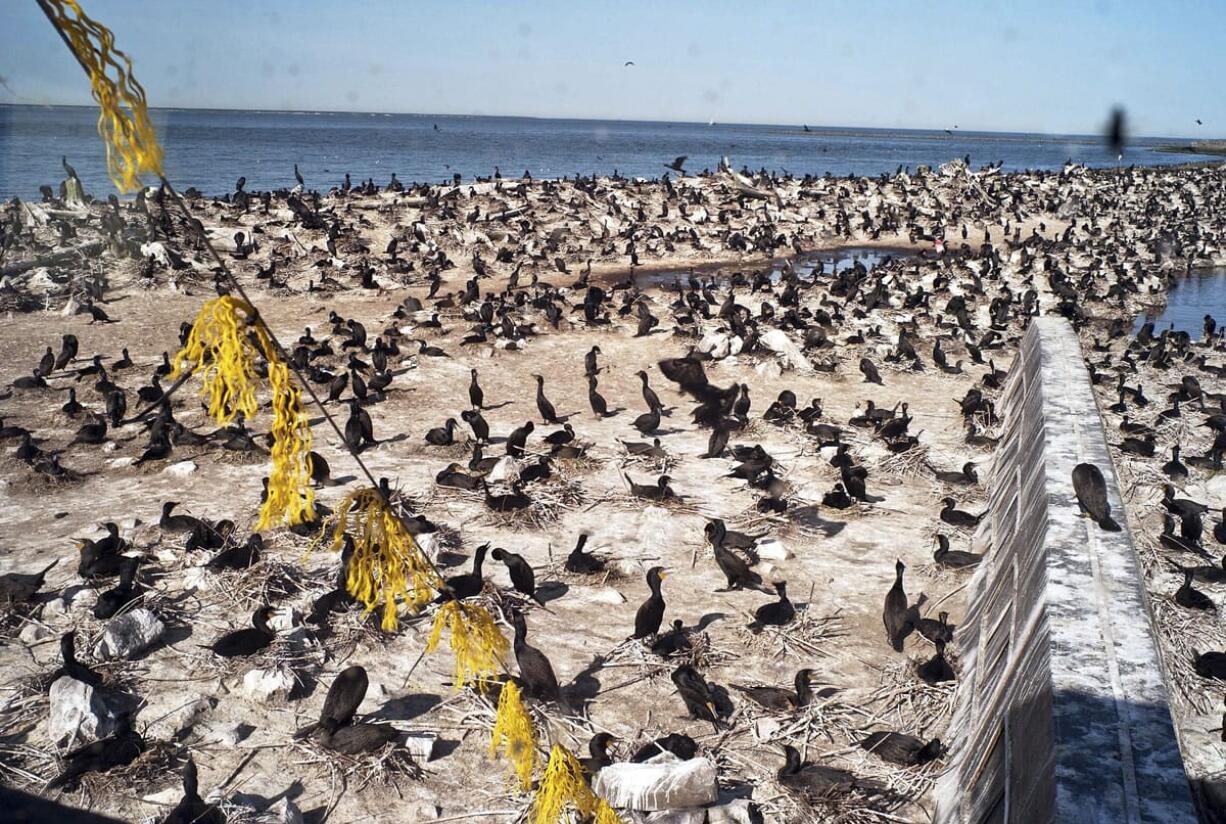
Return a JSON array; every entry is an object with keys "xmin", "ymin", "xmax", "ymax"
[{"xmin": 2, "ymin": 0, "xmax": 1221, "ymax": 137}]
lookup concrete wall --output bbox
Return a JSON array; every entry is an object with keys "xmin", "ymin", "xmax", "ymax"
[{"xmin": 936, "ymin": 317, "xmax": 1197, "ymax": 824}]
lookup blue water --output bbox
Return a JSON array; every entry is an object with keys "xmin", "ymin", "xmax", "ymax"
[
  {"xmin": 639, "ymin": 246, "xmax": 904, "ymax": 288},
  {"xmin": 0, "ymin": 104, "xmax": 1215, "ymax": 199},
  {"xmin": 1134, "ymin": 268, "xmax": 1226, "ymax": 336}
]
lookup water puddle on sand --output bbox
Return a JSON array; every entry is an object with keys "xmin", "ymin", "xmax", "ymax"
[
  {"xmin": 635, "ymin": 245, "xmax": 909, "ymax": 288},
  {"xmin": 1133, "ymin": 267, "xmax": 1226, "ymax": 336}
]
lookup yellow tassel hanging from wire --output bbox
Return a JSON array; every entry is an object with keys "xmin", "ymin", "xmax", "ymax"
[
  {"xmin": 586, "ymin": 799, "xmax": 624, "ymax": 824},
  {"xmin": 489, "ymin": 680, "xmax": 537, "ymax": 792},
  {"xmin": 256, "ymin": 355, "xmax": 315, "ymax": 530},
  {"xmin": 322, "ymin": 487, "xmax": 443, "ymax": 630},
  {"xmin": 426, "ymin": 600, "xmax": 508, "ymax": 689},
  {"xmin": 38, "ymin": 0, "xmax": 164, "ymax": 192},
  {"xmin": 170, "ymin": 296, "xmax": 314, "ymax": 528},
  {"xmin": 170, "ymin": 296, "xmax": 261, "ymax": 425},
  {"xmin": 530, "ymin": 745, "xmax": 628, "ymax": 824},
  {"xmin": 528, "ymin": 745, "xmax": 626, "ymax": 824}
]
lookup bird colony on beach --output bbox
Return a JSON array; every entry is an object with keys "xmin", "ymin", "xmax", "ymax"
[{"xmin": 1, "ymin": 156, "xmax": 1224, "ymax": 821}]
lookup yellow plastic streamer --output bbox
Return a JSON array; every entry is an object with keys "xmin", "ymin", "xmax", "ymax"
[
  {"xmin": 170, "ymin": 297, "xmax": 260, "ymax": 425},
  {"xmin": 40, "ymin": 0, "xmax": 164, "ymax": 192},
  {"xmin": 170, "ymin": 296, "xmax": 314, "ymax": 528},
  {"xmin": 256, "ymin": 354, "xmax": 315, "ymax": 529},
  {"xmin": 426, "ymin": 601, "xmax": 508, "ymax": 689},
  {"xmin": 530, "ymin": 745, "xmax": 624, "ymax": 824},
  {"xmin": 322, "ymin": 487, "xmax": 442, "ymax": 630},
  {"xmin": 489, "ymin": 680, "xmax": 537, "ymax": 792}
]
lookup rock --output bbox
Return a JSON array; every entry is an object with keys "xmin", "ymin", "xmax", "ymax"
[
  {"xmin": 585, "ymin": 587, "xmax": 627, "ymax": 605},
  {"xmin": 646, "ymin": 811, "xmax": 704, "ymax": 824},
  {"xmin": 145, "ymin": 696, "xmax": 214, "ymax": 740},
  {"xmin": 43, "ymin": 585, "xmax": 93, "ymax": 619},
  {"xmin": 241, "ymin": 666, "xmax": 295, "ymax": 703},
  {"xmin": 611, "ymin": 558, "xmax": 642, "ymax": 579},
  {"xmin": 754, "ymin": 359, "xmax": 783, "ymax": 379},
  {"xmin": 262, "ymin": 798, "xmax": 304, "ymax": 824},
  {"xmin": 154, "ymin": 547, "xmax": 180, "ymax": 566},
  {"xmin": 752, "ymin": 717, "xmax": 782, "ymax": 741},
  {"xmin": 593, "ymin": 755, "xmax": 720, "ymax": 811},
  {"xmin": 18, "ymin": 623, "xmax": 52, "ymax": 644},
  {"xmin": 269, "ymin": 606, "xmax": 299, "ymax": 632},
  {"xmin": 164, "ymin": 460, "xmax": 197, "ymax": 477},
  {"xmin": 759, "ymin": 329, "xmax": 813, "ymax": 372},
  {"xmin": 182, "ymin": 567, "xmax": 213, "ymax": 591},
  {"xmin": 487, "ymin": 457, "xmax": 522, "ymax": 483},
  {"xmin": 416, "ymin": 532, "xmax": 438, "ymax": 557},
  {"xmin": 707, "ymin": 799, "xmax": 760, "ymax": 824},
  {"xmin": 698, "ymin": 330, "xmax": 743, "ymax": 360},
  {"xmin": 142, "ymin": 786, "xmax": 183, "ymax": 806},
  {"xmin": 48, "ymin": 676, "xmax": 123, "ymax": 744},
  {"xmin": 404, "ymin": 732, "xmax": 437, "ymax": 761},
  {"xmin": 754, "ymin": 538, "xmax": 792, "ymax": 561},
  {"xmin": 404, "ymin": 801, "xmax": 440, "ymax": 820},
  {"xmin": 202, "ymin": 721, "xmax": 250, "ymax": 747},
  {"xmin": 97, "ymin": 608, "xmax": 165, "ymax": 660}
]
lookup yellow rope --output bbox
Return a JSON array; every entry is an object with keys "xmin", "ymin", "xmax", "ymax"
[
  {"xmin": 489, "ymin": 680, "xmax": 537, "ymax": 792},
  {"xmin": 170, "ymin": 296, "xmax": 314, "ymax": 528},
  {"xmin": 319, "ymin": 487, "xmax": 444, "ymax": 630},
  {"xmin": 40, "ymin": 0, "xmax": 163, "ymax": 192},
  {"xmin": 530, "ymin": 745, "xmax": 625, "ymax": 824},
  {"xmin": 425, "ymin": 600, "xmax": 508, "ymax": 687}
]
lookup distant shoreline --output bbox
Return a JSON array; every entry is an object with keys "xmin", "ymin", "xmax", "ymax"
[
  {"xmin": 1155, "ymin": 140, "xmax": 1226, "ymax": 157},
  {"xmin": 0, "ymin": 102, "xmax": 1207, "ymax": 145}
]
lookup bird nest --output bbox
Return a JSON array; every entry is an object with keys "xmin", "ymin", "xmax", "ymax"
[
  {"xmin": 289, "ymin": 735, "xmax": 424, "ymax": 798},
  {"xmin": 739, "ymin": 607, "xmax": 848, "ymax": 661},
  {"xmin": 209, "ymin": 558, "xmax": 315, "ymax": 615},
  {"xmin": 1151, "ymin": 597, "xmax": 1222, "ymax": 716},
  {"xmin": 617, "ymin": 451, "xmax": 679, "ymax": 476},
  {"xmin": 50, "ymin": 739, "xmax": 182, "ymax": 804},
  {"xmin": 875, "ymin": 444, "xmax": 932, "ymax": 480},
  {"xmin": 478, "ymin": 480, "xmax": 585, "ymax": 531},
  {"xmin": 867, "ymin": 658, "xmax": 957, "ymax": 736}
]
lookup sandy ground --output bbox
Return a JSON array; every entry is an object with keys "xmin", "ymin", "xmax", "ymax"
[{"xmin": 0, "ymin": 160, "xmax": 1222, "ymax": 822}]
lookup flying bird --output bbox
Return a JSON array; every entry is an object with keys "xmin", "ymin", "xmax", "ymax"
[
  {"xmin": 666, "ymin": 155, "xmax": 687, "ymax": 173},
  {"xmin": 624, "ymin": 61, "xmax": 635, "ymax": 67}
]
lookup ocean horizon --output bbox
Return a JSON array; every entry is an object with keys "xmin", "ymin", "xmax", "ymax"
[{"xmin": 0, "ymin": 103, "xmax": 1217, "ymax": 199}]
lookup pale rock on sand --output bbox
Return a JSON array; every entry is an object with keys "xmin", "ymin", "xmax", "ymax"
[
  {"xmin": 241, "ymin": 665, "xmax": 295, "ymax": 703},
  {"xmin": 698, "ymin": 329, "xmax": 743, "ymax": 359},
  {"xmin": 18, "ymin": 622, "xmax": 52, "ymax": 644},
  {"xmin": 144, "ymin": 695, "xmax": 214, "ymax": 740},
  {"xmin": 200, "ymin": 720, "xmax": 249, "ymax": 747},
  {"xmin": 143, "ymin": 785, "xmax": 185, "ymax": 806},
  {"xmin": 404, "ymin": 732, "xmax": 438, "ymax": 761},
  {"xmin": 649, "ymin": 811, "xmax": 705, "ymax": 824},
  {"xmin": 755, "ymin": 537, "xmax": 793, "ymax": 561},
  {"xmin": 487, "ymin": 456, "xmax": 522, "ymax": 484},
  {"xmin": 48, "ymin": 675, "xmax": 124, "ymax": 743},
  {"xmin": 594, "ymin": 753, "xmax": 720, "ymax": 811},
  {"xmin": 269, "ymin": 605, "xmax": 299, "ymax": 632},
  {"xmin": 43, "ymin": 585, "xmax": 93, "ymax": 619},
  {"xmin": 97, "ymin": 608, "xmax": 166, "ymax": 659},
  {"xmin": 758, "ymin": 328, "xmax": 813, "ymax": 372},
  {"xmin": 165, "ymin": 460, "xmax": 197, "ymax": 477},
  {"xmin": 707, "ymin": 799, "xmax": 765, "ymax": 823}
]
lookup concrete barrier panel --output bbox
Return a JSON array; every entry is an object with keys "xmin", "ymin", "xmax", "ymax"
[{"xmin": 936, "ymin": 318, "xmax": 1197, "ymax": 824}]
